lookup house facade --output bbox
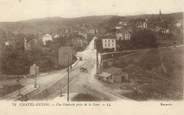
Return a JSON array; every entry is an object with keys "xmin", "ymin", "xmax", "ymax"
[
  {"xmin": 135, "ymin": 18, "xmax": 148, "ymax": 29},
  {"xmin": 116, "ymin": 31, "xmax": 131, "ymax": 40},
  {"xmin": 71, "ymin": 36, "xmax": 88, "ymax": 50},
  {"xmin": 115, "ymin": 22, "xmax": 132, "ymax": 41},
  {"xmin": 102, "ymin": 38, "xmax": 117, "ymax": 51}
]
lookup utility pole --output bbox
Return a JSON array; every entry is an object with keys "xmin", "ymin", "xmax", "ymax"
[
  {"xmin": 17, "ymin": 78, "xmax": 21, "ymax": 96},
  {"xmin": 34, "ymin": 73, "xmax": 37, "ymax": 88},
  {"xmin": 62, "ymin": 47, "xmax": 73, "ymax": 102},
  {"xmin": 67, "ymin": 47, "xmax": 73, "ymax": 102},
  {"xmin": 94, "ymin": 37, "xmax": 99, "ymax": 74},
  {"xmin": 96, "ymin": 48, "xmax": 99, "ymax": 74},
  {"xmin": 67, "ymin": 54, "xmax": 70, "ymax": 102}
]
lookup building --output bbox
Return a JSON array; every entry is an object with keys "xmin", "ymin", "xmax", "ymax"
[
  {"xmin": 41, "ymin": 34, "xmax": 53, "ymax": 45},
  {"xmin": 161, "ymin": 28, "xmax": 170, "ymax": 34},
  {"xmin": 58, "ymin": 46, "xmax": 74, "ymax": 67},
  {"xmin": 97, "ymin": 67, "xmax": 129, "ymax": 83},
  {"xmin": 114, "ymin": 23, "xmax": 132, "ymax": 50},
  {"xmin": 71, "ymin": 36, "xmax": 88, "ymax": 49},
  {"xmin": 176, "ymin": 22, "xmax": 182, "ymax": 28},
  {"xmin": 24, "ymin": 38, "xmax": 31, "ymax": 50},
  {"xmin": 115, "ymin": 22, "xmax": 132, "ymax": 41},
  {"xmin": 24, "ymin": 38, "xmax": 42, "ymax": 51},
  {"xmin": 102, "ymin": 38, "xmax": 117, "ymax": 51},
  {"xmin": 104, "ymin": 67, "xmax": 129, "ymax": 83},
  {"xmin": 116, "ymin": 31, "xmax": 131, "ymax": 40},
  {"xmin": 135, "ymin": 18, "xmax": 148, "ymax": 29}
]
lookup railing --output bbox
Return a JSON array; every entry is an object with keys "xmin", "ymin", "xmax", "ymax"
[{"xmin": 100, "ymin": 50, "xmax": 136, "ymax": 60}]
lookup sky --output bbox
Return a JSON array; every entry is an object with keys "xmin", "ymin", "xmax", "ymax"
[{"xmin": 0, "ymin": 0, "xmax": 183, "ymax": 22}]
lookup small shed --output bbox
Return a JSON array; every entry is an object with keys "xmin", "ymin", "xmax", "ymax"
[{"xmin": 104, "ymin": 67, "xmax": 129, "ymax": 83}]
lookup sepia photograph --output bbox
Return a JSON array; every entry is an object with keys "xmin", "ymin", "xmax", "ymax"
[{"xmin": 0, "ymin": 0, "xmax": 183, "ymax": 104}]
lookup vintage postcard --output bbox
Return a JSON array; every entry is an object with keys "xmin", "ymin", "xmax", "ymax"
[{"xmin": 0, "ymin": 0, "xmax": 184, "ymax": 115}]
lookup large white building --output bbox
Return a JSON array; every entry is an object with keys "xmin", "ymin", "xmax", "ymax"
[{"xmin": 102, "ymin": 38, "xmax": 117, "ymax": 51}]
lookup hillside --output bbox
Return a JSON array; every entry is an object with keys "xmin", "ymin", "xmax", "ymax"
[
  {"xmin": 0, "ymin": 15, "xmax": 114, "ymax": 34},
  {"xmin": 0, "ymin": 12, "xmax": 182, "ymax": 34},
  {"xmin": 115, "ymin": 46, "xmax": 184, "ymax": 100}
]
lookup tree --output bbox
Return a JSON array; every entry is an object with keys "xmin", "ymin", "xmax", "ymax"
[
  {"xmin": 1, "ymin": 47, "xmax": 31, "ymax": 75},
  {"xmin": 131, "ymin": 30, "xmax": 158, "ymax": 49}
]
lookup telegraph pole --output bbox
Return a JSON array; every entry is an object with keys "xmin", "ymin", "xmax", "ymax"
[
  {"xmin": 95, "ymin": 37, "xmax": 99, "ymax": 74},
  {"xmin": 34, "ymin": 70, "xmax": 38, "ymax": 88},
  {"xmin": 96, "ymin": 47, "xmax": 99, "ymax": 74},
  {"xmin": 62, "ymin": 47, "xmax": 72, "ymax": 102},
  {"xmin": 67, "ymin": 55, "xmax": 70, "ymax": 102},
  {"xmin": 67, "ymin": 47, "xmax": 73, "ymax": 102}
]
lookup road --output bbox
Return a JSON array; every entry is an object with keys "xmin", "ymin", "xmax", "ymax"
[
  {"xmin": 46, "ymin": 37, "xmax": 126, "ymax": 101},
  {"xmin": 1, "ymin": 37, "xmax": 124, "ymax": 101}
]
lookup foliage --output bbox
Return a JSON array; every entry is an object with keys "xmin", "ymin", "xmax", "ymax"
[
  {"xmin": 1, "ymin": 47, "xmax": 31, "ymax": 75},
  {"xmin": 131, "ymin": 30, "xmax": 158, "ymax": 49},
  {"xmin": 0, "ymin": 31, "xmax": 91, "ymax": 75}
]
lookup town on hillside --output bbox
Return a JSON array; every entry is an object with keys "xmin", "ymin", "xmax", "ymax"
[{"xmin": 0, "ymin": 11, "xmax": 183, "ymax": 101}]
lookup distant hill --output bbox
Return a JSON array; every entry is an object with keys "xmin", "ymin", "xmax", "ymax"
[
  {"xmin": 0, "ymin": 12, "xmax": 183, "ymax": 34},
  {"xmin": 0, "ymin": 15, "xmax": 115, "ymax": 34}
]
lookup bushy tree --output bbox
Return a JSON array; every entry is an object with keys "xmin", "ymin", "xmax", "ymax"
[
  {"xmin": 131, "ymin": 30, "xmax": 158, "ymax": 49},
  {"xmin": 1, "ymin": 47, "xmax": 31, "ymax": 75}
]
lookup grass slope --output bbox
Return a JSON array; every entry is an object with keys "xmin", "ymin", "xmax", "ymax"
[{"xmin": 115, "ymin": 46, "xmax": 184, "ymax": 100}]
